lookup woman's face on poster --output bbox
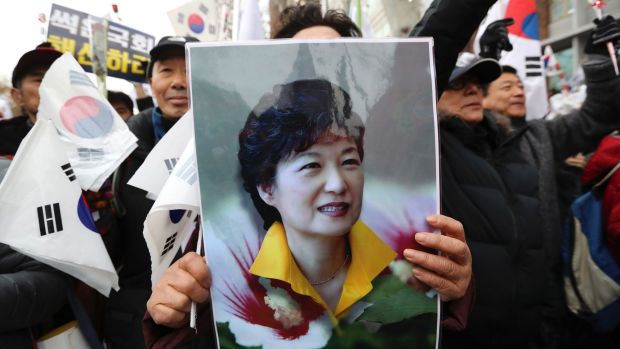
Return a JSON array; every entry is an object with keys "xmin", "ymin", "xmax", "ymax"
[{"xmin": 258, "ymin": 130, "xmax": 364, "ymax": 239}]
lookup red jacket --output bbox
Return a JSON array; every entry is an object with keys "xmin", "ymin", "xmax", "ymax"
[{"xmin": 581, "ymin": 135, "xmax": 620, "ymax": 264}]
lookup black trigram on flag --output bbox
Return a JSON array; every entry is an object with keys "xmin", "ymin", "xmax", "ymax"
[
  {"xmin": 177, "ymin": 13, "xmax": 184, "ymax": 24},
  {"xmin": 69, "ymin": 70, "xmax": 97, "ymax": 89},
  {"xmin": 61, "ymin": 163, "xmax": 76, "ymax": 182},
  {"xmin": 164, "ymin": 158, "xmax": 179, "ymax": 174},
  {"xmin": 161, "ymin": 232, "xmax": 178, "ymax": 256},
  {"xmin": 525, "ymin": 56, "xmax": 543, "ymax": 77},
  {"xmin": 37, "ymin": 203, "xmax": 63, "ymax": 236},
  {"xmin": 176, "ymin": 158, "xmax": 198, "ymax": 185},
  {"xmin": 77, "ymin": 148, "xmax": 104, "ymax": 161},
  {"xmin": 199, "ymin": 3, "xmax": 209, "ymax": 14}
]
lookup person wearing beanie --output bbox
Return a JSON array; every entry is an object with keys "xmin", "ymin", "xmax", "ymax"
[{"xmin": 0, "ymin": 43, "xmax": 62, "ymax": 157}]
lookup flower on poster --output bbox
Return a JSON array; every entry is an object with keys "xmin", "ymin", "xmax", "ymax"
[{"xmin": 192, "ymin": 39, "xmax": 440, "ymax": 348}]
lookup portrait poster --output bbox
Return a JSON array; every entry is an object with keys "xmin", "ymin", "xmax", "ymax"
[{"xmin": 189, "ymin": 38, "xmax": 440, "ymax": 349}]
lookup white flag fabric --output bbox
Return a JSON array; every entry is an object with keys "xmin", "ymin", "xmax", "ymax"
[
  {"xmin": 475, "ymin": 0, "xmax": 548, "ymax": 120},
  {"xmin": 143, "ymin": 137, "xmax": 200, "ymax": 286},
  {"xmin": 167, "ymin": 0, "xmax": 222, "ymax": 41},
  {"xmin": 128, "ymin": 110, "xmax": 194, "ymax": 200},
  {"xmin": 38, "ymin": 53, "xmax": 137, "ymax": 191},
  {"xmin": 0, "ymin": 120, "xmax": 119, "ymax": 296},
  {"xmin": 238, "ymin": 0, "xmax": 264, "ymax": 40}
]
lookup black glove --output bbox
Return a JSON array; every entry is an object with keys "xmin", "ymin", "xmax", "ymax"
[
  {"xmin": 479, "ymin": 18, "xmax": 515, "ymax": 60},
  {"xmin": 585, "ymin": 15, "xmax": 620, "ymax": 55}
]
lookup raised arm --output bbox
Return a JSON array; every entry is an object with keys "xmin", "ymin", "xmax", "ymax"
[{"xmin": 410, "ymin": 0, "xmax": 498, "ymax": 97}]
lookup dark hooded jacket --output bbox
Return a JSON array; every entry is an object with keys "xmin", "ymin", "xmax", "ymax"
[
  {"xmin": 104, "ymin": 107, "xmax": 178, "ymax": 349},
  {"xmin": 0, "ymin": 243, "xmax": 71, "ymax": 349},
  {"xmin": 0, "ymin": 116, "xmax": 32, "ymax": 158},
  {"xmin": 440, "ymin": 114, "xmax": 549, "ymax": 348},
  {"xmin": 581, "ymin": 135, "xmax": 620, "ymax": 265},
  {"xmin": 441, "ymin": 56, "xmax": 620, "ymax": 349}
]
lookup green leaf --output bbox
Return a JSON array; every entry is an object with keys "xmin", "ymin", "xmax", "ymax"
[
  {"xmin": 357, "ymin": 275, "xmax": 437, "ymax": 324},
  {"xmin": 324, "ymin": 322, "xmax": 383, "ymax": 349},
  {"xmin": 217, "ymin": 323, "xmax": 261, "ymax": 349}
]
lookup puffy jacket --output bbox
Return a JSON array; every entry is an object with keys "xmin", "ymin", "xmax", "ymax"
[
  {"xmin": 440, "ymin": 115, "xmax": 548, "ymax": 348},
  {"xmin": 0, "ymin": 116, "xmax": 31, "ymax": 158},
  {"xmin": 442, "ymin": 56, "xmax": 620, "ymax": 348},
  {"xmin": 0, "ymin": 243, "xmax": 71, "ymax": 349},
  {"xmin": 581, "ymin": 135, "xmax": 620, "ymax": 265},
  {"xmin": 519, "ymin": 57, "xmax": 620, "ymax": 274}
]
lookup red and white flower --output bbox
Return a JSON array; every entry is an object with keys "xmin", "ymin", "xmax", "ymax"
[{"xmin": 205, "ymin": 201, "xmax": 332, "ymax": 349}]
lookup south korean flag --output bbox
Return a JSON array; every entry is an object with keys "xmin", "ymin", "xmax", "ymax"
[
  {"xmin": 143, "ymin": 137, "xmax": 201, "ymax": 286},
  {"xmin": 38, "ymin": 53, "xmax": 137, "ymax": 191},
  {"xmin": 0, "ymin": 120, "xmax": 119, "ymax": 296}
]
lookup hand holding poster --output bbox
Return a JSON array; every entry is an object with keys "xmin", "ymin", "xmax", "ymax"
[{"xmin": 189, "ymin": 39, "xmax": 440, "ymax": 348}]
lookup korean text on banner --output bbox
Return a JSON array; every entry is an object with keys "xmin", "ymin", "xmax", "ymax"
[{"xmin": 47, "ymin": 3, "xmax": 155, "ymax": 83}]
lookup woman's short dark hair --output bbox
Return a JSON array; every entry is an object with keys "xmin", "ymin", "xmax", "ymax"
[
  {"xmin": 273, "ymin": 3, "xmax": 362, "ymax": 39},
  {"xmin": 238, "ymin": 79, "xmax": 364, "ymax": 229}
]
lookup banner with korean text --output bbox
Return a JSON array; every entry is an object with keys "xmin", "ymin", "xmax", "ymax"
[{"xmin": 47, "ymin": 3, "xmax": 155, "ymax": 83}]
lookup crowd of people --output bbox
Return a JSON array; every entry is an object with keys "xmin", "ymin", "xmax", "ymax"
[{"xmin": 1, "ymin": 0, "xmax": 620, "ymax": 348}]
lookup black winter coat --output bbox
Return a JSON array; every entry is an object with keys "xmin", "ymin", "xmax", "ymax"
[
  {"xmin": 0, "ymin": 243, "xmax": 71, "ymax": 349},
  {"xmin": 440, "ymin": 57, "xmax": 620, "ymax": 349},
  {"xmin": 440, "ymin": 116, "xmax": 548, "ymax": 348},
  {"xmin": 0, "ymin": 116, "xmax": 32, "ymax": 157},
  {"xmin": 104, "ymin": 108, "xmax": 178, "ymax": 349}
]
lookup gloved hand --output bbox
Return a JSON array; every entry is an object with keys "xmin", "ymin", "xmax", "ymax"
[
  {"xmin": 479, "ymin": 18, "xmax": 515, "ymax": 60},
  {"xmin": 585, "ymin": 15, "xmax": 620, "ymax": 55}
]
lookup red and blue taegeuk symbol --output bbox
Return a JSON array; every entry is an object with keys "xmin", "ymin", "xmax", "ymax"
[
  {"xmin": 506, "ymin": 0, "xmax": 539, "ymax": 40},
  {"xmin": 187, "ymin": 14, "xmax": 205, "ymax": 34},
  {"xmin": 78, "ymin": 196, "xmax": 98, "ymax": 233},
  {"xmin": 60, "ymin": 96, "xmax": 114, "ymax": 139}
]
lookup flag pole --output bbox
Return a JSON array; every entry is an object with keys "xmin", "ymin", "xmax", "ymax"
[
  {"xmin": 89, "ymin": 16, "xmax": 109, "ymax": 98},
  {"xmin": 356, "ymin": 0, "xmax": 362, "ymax": 29},
  {"xmin": 38, "ymin": 12, "xmax": 47, "ymax": 42},
  {"xmin": 233, "ymin": 0, "xmax": 241, "ymax": 41},
  {"xmin": 189, "ymin": 230, "xmax": 203, "ymax": 331},
  {"xmin": 589, "ymin": 0, "xmax": 619, "ymax": 75}
]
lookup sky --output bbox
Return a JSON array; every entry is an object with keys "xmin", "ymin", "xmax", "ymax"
[{"xmin": 0, "ymin": 0, "xmax": 196, "ymax": 93}]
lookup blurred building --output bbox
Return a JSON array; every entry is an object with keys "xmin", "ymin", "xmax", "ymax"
[{"xmin": 541, "ymin": 0, "xmax": 620, "ymax": 91}]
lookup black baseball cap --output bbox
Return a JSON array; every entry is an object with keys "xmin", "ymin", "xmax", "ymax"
[
  {"xmin": 449, "ymin": 52, "xmax": 501, "ymax": 84},
  {"xmin": 146, "ymin": 36, "xmax": 199, "ymax": 78},
  {"xmin": 12, "ymin": 42, "xmax": 62, "ymax": 88}
]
